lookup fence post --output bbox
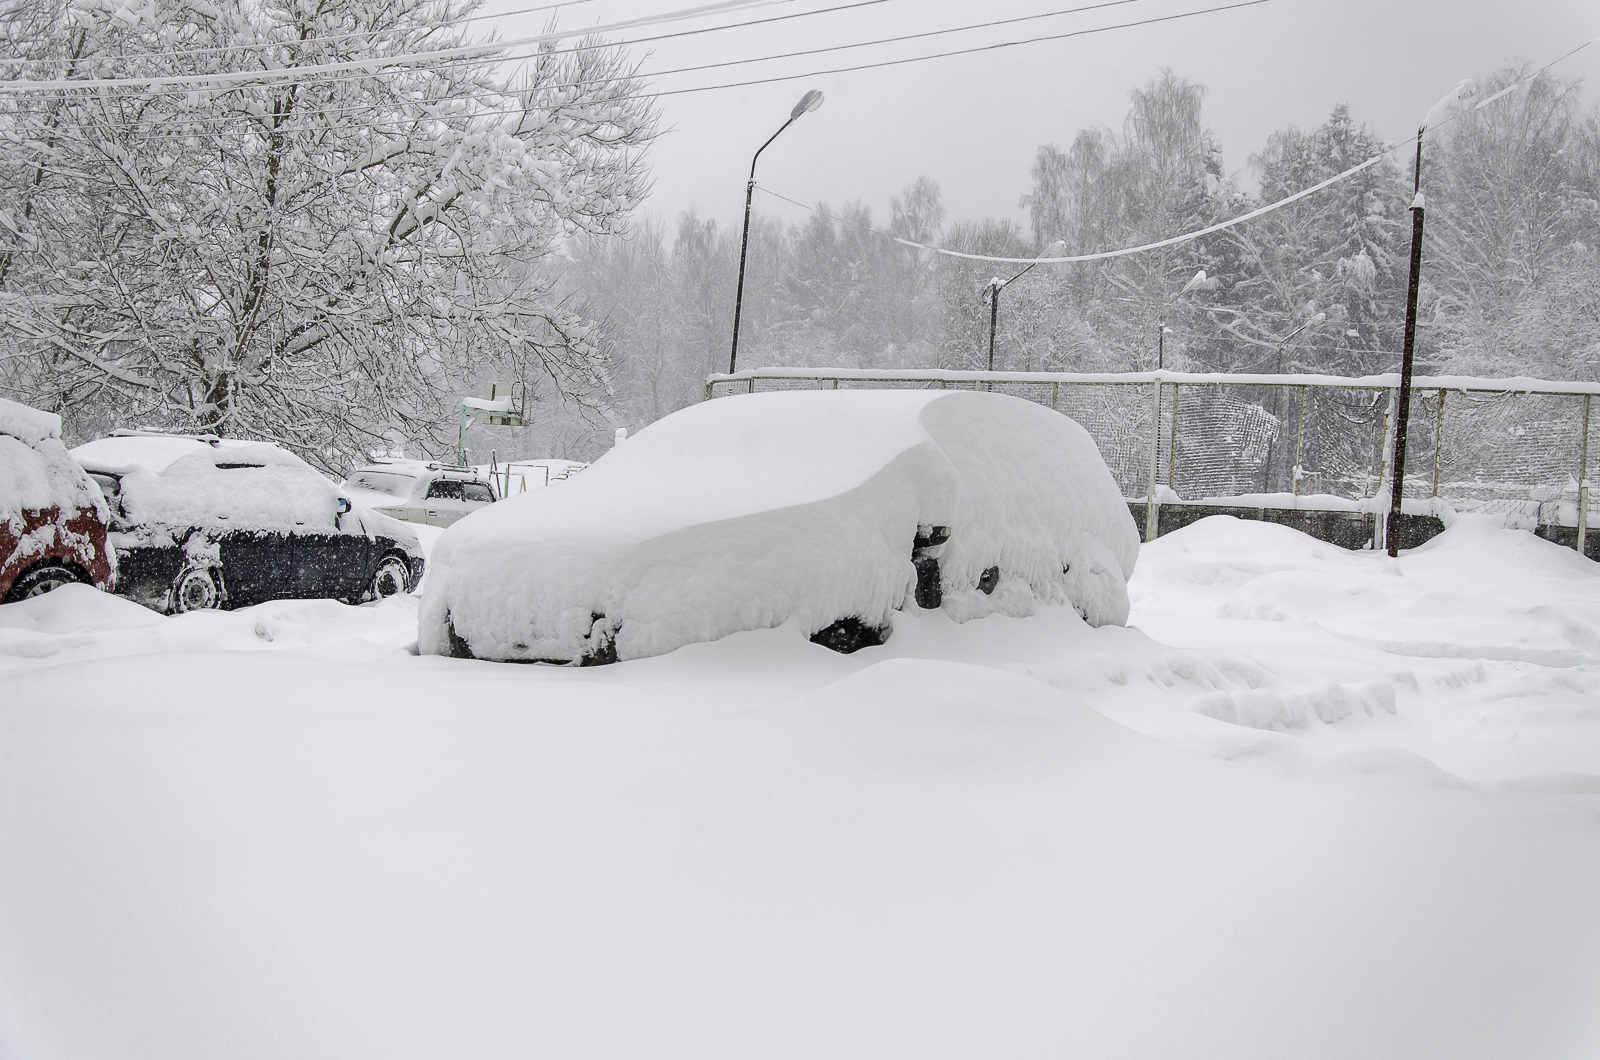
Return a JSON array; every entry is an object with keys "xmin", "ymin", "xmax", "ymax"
[
  {"xmin": 704, "ymin": 377, "xmax": 714, "ymax": 402},
  {"xmin": 1578, "ymin": 394, "xmax": 1592, "ymax": 556},
  {"xmin": 1166, "ymin": 383, "xmax": 1181, "ymax": 490},
  {"xmin": 1431, "ymin": 390, "xmax": 1446, "ymax": 497},
  {"xmin": 748, "ymin": 377, "xmax": 756, "ymax": 394},
  {"xmin": 1293, "ymin": 385, "xmax": 1308, "ymax": 503},
  {"xmin": 1051, "ymin": 382, "xmax": 1059, "ymax": 410},
  {"xmin": 1145, "ymin": 380, "xmax": 1162, "ymax": 542}
]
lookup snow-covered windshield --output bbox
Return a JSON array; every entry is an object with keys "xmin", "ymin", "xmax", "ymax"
[{"xmin": 347, "ymin": 471, "xmax": 416, "ymax": 497}]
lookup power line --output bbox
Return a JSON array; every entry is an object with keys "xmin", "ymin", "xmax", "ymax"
[
  {"xmin": 0, "ymin": 0, "xmax": 1273, "ymax": 132},
  {"xmin": 0, "ymin": 0, "xmax": 1273, "ymax": 136},
  {"xmin": 0, "ymin": 0, "xmax": 1160, "ymax": 130},
  {"xmin": 0, "ymin": 0, "xmax": 792, "ymax": 92},
  {"xmin": 754, "ymin": 145, "xmax": 1394, "ymax": 266},
  {"xmin": 0, "ymin": 0, "xmax": 611, "ymax": 67},
  {"xmin": 748, "ymin": 31, "xmax": 1600, "ymax": 267}
]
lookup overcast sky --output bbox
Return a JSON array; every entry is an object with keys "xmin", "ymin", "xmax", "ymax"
[{"xmin": 482, "ymin": 0, "xmax": 1600, "ymax": 241}]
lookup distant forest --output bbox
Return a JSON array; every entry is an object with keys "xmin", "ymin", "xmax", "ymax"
[{"xmin": 544, "ymin": 66, "xmax": 1600, "ymax": 458}]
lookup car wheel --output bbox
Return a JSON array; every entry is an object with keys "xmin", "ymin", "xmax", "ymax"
[
  {"xmin": 4, "ymin": 563, "xmax": 88, "ymax": 604},
  {"xmin": 366, "ymin": 554, "xmax": 412, "ymax": 600},
  {"xmin": 171, "ymin": 567, "xmax": 221, "ymax": 613}
]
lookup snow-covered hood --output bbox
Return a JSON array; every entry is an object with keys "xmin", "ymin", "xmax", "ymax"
[
  {"xmin": 420, "ymin": 389, "xmax": 1140, "ymax": 663},
  {"xmin": 350, "ymin": 504, "xmax": 423, "ymax": 557}
]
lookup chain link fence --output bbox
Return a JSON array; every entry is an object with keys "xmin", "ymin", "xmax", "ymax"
[{"xmin": 706, "ymin": 368, "xmax": 1599, "ymax": 549}]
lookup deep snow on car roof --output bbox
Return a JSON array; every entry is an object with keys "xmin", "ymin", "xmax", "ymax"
[
  {"xmin": 420, "ymin": 389, "xmax": 1141, "ymax": 664},
  {"xmin": 70, "ymin": 434, "xmax": 283, "ymax": 476}
]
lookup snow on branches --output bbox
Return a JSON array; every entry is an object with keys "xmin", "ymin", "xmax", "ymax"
[{"xmin": 0, "ymin": 0, "xmax": 658, "ymax": 467}]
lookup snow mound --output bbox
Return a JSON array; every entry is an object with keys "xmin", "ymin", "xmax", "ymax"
[
  {"xmin": 0, "ymin": 582, "xmax": 159, "ymax": 635},
  {"xmin": 421, "ymin": 390, "xmax": 1139, "ymax": 662},
  {"xmin": 0, "ymin": 397, "xmax": 61, "ymax": 447}
]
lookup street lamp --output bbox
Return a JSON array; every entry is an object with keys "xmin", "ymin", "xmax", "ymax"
[
  {"xmin": 728, "ymin": 89, "xmax": 824, "ymax": 376},
  {"xmin": 986, "ymin": 240, "xmax": 1066, "ymax": 371},
  {"xmin": 1386, "ymin": 77, "xmax": 1476, "ymax": 556}
]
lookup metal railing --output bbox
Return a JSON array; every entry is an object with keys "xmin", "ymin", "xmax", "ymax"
[{"xmin": 706, "ymin": 368, "xmax": 1599, "ymax": 553}]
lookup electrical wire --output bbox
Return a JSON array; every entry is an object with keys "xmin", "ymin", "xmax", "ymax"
[
  {"xmin": 747, "ymin": 30, "xmax": 1600, "ymax": 267},
  {"xmin": 0, "ymin": 0, "xmax": 793, "ymax": 91},
  {"xmin": 757, "ymin": 147, "xmax": 1392, "ymax": 265},
  {"xmin": 0, "ymin": 0, "xmax": 1128, "ymax": 110},
  {"xmin": 0, "ymin": 0, "xmax": 611, "ymax": 67},
  {"xmin": 0, "ymin": 0, "xmax": 1278, "ymax": 139},
  {"xmin": 0, "ymin": 0, "xmax": 1266, "ymax": 134}
]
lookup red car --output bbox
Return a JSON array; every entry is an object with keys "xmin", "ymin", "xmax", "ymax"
[{"xmin": 0, "ymin": 398, "xmax": 115, "ymax": 602}]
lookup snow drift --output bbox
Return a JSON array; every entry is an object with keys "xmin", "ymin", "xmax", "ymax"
[{"xmin": 420, "ymin": 389, "xmax": 1139, "ymax": 662}]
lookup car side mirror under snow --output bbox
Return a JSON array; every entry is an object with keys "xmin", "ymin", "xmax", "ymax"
[{"xmin": 337, "ymin": 498, "xmax": 352, "ymax": 514}]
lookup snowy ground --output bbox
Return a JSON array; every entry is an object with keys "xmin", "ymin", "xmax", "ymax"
[{"xmin": 1, "ymin": 515, "xmax": 1597, "ymax": 1060}]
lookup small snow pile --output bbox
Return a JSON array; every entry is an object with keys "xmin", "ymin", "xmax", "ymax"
[
  {"xmin": 421, "ymin": 390, "xmax": 1138, "ymax": 662},
  {"xmin": 116, "ymin": 443, "xmax": 343, "ymax": 532}
]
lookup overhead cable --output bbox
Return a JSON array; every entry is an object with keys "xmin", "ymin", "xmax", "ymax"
[{"xmin": 0, "ymin": 0, "xmax": 791, "ymax": 91}]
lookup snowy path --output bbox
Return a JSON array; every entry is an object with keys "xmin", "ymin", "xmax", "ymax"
[{"xmin": 1, "ymin": 516, "xmax": 1597, "ymax": 1059}]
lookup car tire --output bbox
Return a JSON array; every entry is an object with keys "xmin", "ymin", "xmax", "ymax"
[
  {"xmin": 4, "ymin": 563, "xmax": 88, "ymax": 604},
  {"xmin": 366, "ymin": 553, "xmax": 412, "ymax": 601},
  {"xmin": 170, "ymin": 567, "xmax": 221, "ymax": 613}
]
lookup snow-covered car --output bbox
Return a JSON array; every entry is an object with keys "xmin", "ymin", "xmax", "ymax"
[
  {"xmin": 420, "ymin": 389, "xmax": 1140, "ymax": 664},
  {"xmin": 341, "ymin": 460, "xmax": 499, "ymax": 528},
  {"xmin": 72, "ymin": 432, "xmax": 425, "ymax": 613},
  {"xmin": 0, "ymin": 398, "xmax": 116, "ymax": 603}
]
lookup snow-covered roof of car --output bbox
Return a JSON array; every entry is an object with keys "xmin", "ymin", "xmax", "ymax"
[
  {"xmin": 0, "ymin": 397, "xmax": 61, "ymax": 448},
  {"xmin": 71, "ymin": 435, "xmax": 349, "ymax": 531},
  {"xmin": 70, "ymin": 434, "xmax": 274, "ymax": 476},
  {"xmin": 420, "ymin": 389, "xmax": 1140, "ymax": 663}
]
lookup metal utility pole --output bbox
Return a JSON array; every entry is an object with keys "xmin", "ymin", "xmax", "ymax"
[
  {"xmin": 1387, "ymin": 142, "xmax": 1426, "ymax": 557},
  {"xmin": 1387, "ymin": 78, "xmax": 1476, "ymax": 556},
  {"xmin": 986, "ymin": 240, "xmax": 1065, "ymax": 371},
  {"xmin": 729, "ymin": 90, "xmax": 823, "ymax": 376}
]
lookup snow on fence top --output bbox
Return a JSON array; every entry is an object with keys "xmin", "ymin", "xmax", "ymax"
[
  {"xmin": 420, "ymin": 389, "xmax": 1140, "ymax": 664},
  {"xmin": 709, "ymin": 369, "xmax": 1600, "ymax": 530},
  {"xmin": 707, "ymin": 367, "xmax": 1600, "ymax": 396}
]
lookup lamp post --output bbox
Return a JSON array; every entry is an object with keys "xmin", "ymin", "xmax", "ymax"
[
  {"xmin": 985, "ymin": 240, "xmax": 1066, "ymax": 371},
  {"xmin": 1386, "ymin": 78, "xmax": 1476, "ymax": 556},
  {"xmin": 728, "ymin": 89, "xmax": 824, "ymax": 376}
]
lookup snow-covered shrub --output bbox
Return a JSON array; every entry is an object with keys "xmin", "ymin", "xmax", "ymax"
[{"xmin": 419, "ymin": 390, "xmax": 1139, "ymax": 663}]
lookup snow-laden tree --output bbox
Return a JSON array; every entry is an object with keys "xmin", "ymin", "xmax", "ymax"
[
  {"xmin": 1426, "ymin": 68, "xmax": 1600, "ymax": 380},
  {"xmin": 0, "ymin": 0, "xmax": 656, "ymax": 464},
  {"xmin": 1221, "ymin": 104, "xmax": 1408, "ymax": 376},
  {"xmin": 1024, "ymin": 71, "xmax": 1236, "ymax": 371}
]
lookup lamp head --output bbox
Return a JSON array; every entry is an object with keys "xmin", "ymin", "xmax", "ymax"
[
  {"xmin": 791, "ymin": 90, "xmax": 824, "ymax": 119},
  {"xmin": 1041, "ymin": 239, "xmax": 1068, "ymax": 258}
]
